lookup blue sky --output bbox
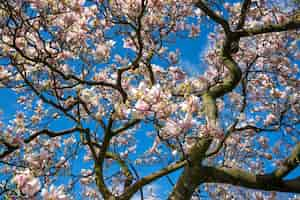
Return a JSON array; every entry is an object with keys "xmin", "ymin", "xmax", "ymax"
[{"xmin": 1, "ymin": 1, "xmax": 300, "ymax": 200}]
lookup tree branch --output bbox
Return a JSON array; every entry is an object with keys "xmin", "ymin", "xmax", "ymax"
[
  {"xmin": 202, "ymin": 167, "xmax": 300, "ymax": 193},
  {"xmin": 273, "ymin": 142, "xmax": 300, "ymax": 179},
  {"xmin": 0, "ymin": 127, "xmax": 82, "ymax": 159},
  {"xmin": 122, "ymin": 160, "xmax": 186, "ymax": 200},
  {"xmin": 195, "ymin": 0, "xmax": 231, "ymax": 34},
  {"xmin": 236, "ymin": 0, "xmax": 252, "ymax": 30},
  {"xmin": 168, "ymin": 138, "xmax": 212, "ymax": 200},
  {"xmin": 236, "ymin": 19, "xmax": 300, "ymax": 37},
  {"xmin": 105, "ymin": 152, "xmax": 134, "ymax": 188},
  {"xmin": 112, "ymin": 119, "xmax": 141, "ymax": 135}
]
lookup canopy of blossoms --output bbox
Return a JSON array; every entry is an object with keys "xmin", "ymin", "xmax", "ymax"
[{"xmin": 0, "ymin": 0, "xmax": 299, "ymax": 199}]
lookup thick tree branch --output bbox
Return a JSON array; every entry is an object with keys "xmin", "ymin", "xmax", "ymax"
[
  {"xmin": 94, "ymin": 113, "xmax": 116, "ymax": 199},
  {"xmin": 273, "ymin": 142, "xmax": 300, "ymax": 179},
  {"xmin": 195, "ymin": 142, "xmax": 300, "ymax": 194},
  {"xmin": 202, "ymin": 167, "xmax": 300, "ymax": 193},
  {"xmin": 236, "ymin": 19, "xmax": 300, "ymax": 37},
  {"xmin": 167, "ymin": 2, "xmax": 244, "ymax": 198},
  {"xmin": 207, "ymin": 51, "xmax": 242, "ymax": 98},
  {"xmin": 169, "ymin": 2, "xmax": 300, "ymax": 199},
  {"xmin": 168, "ymin": 138, "xmax": 212, "ymax": 200}
]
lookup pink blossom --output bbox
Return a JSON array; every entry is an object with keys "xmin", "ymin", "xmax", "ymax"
[
  {"xmin": 135, "ymin": 99, "xmax": 150, "ymax": 111},
  {"xmin": 264, "ymin": 113, "xmax": 276, "ymax": 126},
  {"xmin": 169, "ymin": 66, "xmax": 186, "ymax": 80},
  {"xmin": 181, "ymin": 95, "xmax": 199, "ymax": 113},
  {"xmin": 262, "ymin": 15, "xmax": 273, "ymax": 24},
  {"xmin": 0, "ymin": 66, "xmax": 11, "ymax": 80},
  {"xmin": 149, "ymin": 136, "xmax": 160, "ymax": 153},
  {"xmin": 189, "ymin": 24, "xmax": 200, "ymax": 37},
  {"xmin": 95, "ymin": 43, "xmax": 110, "ymax": 61},
  {"xmin": 115, "ymin": 103, "xmax": 130, "ymax": 119},
  {"xmin": 26, "ymin": 154, "xmax": 40, "ymax": 168},
  {"xmin": 277, "ymin": 14, "xmax": 288, "ymax": 24},
  {"xmin": 151, "ymin": 64, "xmax": 166, "ymax": 75},
  {"xmin": 28, "ymin": 0, "xmax": 48, "ymax": 9},
  {"xmin": 147, "ymin": 85, "xmax": 161, "ymax": 103},
  {"xmin": 123, "ymin": 38, "xmax": 136, "ymax": 51},
  {"xmin": 41, "ymin": 185, "xmax": 69, "ymax": 200},
  {"xmin": 22, "ymin": 178, "xmax": 41, "ymax": 197},
  {"xmin": 163, "ymin": 119, "xmax": 182, "ymax": 137},
  {"xmin": 179, "ymin": 114, "xmax": 195, "ymax": 130},
  {"xmin": 168, "ymin": 52, "xmax": 178, "ymax": 64},
  {"xmin": 194, "ymin": 8, "xmax": 202, "ymax": 16},
  {"xmin": 13, "ymin": 169, "xmax": 41, "ymax": 197},
  {"xmin": 15, "ymin": 112, "xmax": 25, "ymax": 127},
  {"xmin": 94, "ymin": 40, "xmax": 115, "ymax": 61},
  {"xmin": 224, "ymin": 2, "xmax": 230, "ymax": 9},
  {"xmin": 258, "ymin": 136, "xmax": 269, "ymax": 148},
  {"xmin": 13, "ymin": 169, "xmax": 30, "ymax": 188},
  {"xmin": 151, "ymin": 101, "xmax": 168, "ymax": 116}
]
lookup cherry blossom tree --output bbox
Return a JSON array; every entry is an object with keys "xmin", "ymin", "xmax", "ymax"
[{"xmin": 0, "ymin": 0, "xmax": 300, "ymax": 199}]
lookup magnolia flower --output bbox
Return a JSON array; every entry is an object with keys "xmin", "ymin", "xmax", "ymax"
[
  {"xmin": 94, "ymin": 40, "xmax": 115, "ymax": 61},
  {"xmin": 13, "ymin": 169, "xmax": 41, "ymax": 197},
  {"xmin": 163, "ymin": 119, "xmax": 182, "ymax": 137},
  {"xmin": 189, "ymin": 24, "xmax": 200, "ymax": 37},
  {"xmin": 184, "ymin": 137, "xmax": 197, "ymax": 152},
  {"xmin": 179, "ymin": 114, "xmax": 195, "ymax": 131},
  {"xmin": 64, "ymin": 136, "xmax": 76, "ymax": 145},
  {"xmin": 64, "ymin": 96, "xmax": 77, "ymax": 108},
  {"xmin": 61, "ymin": 64, "xmax": 72, "ymax": 74},
  {"xmin": 151, "ymin": 64, "xmax": 166, "ymax": 75},
  {"xmin": 149, "ymin": 136, "xmax": 160, "ymax": 153},
  {"xmin": 146, "ymin": 85, "xmax": 161, "ymax": 103},
  {"xmin": 95, "ymin": 43, "xmax": 110, "ymax": 61},
  {"xmin": 0, "ymin": 66, "xmax": 11, "ymax": 80},
  {"xmin": 262, "ymin": 15, "xmax": 273, "ymax": 24},
  {"xmin": 23, "ymin": 178, "xmax": 41, "ymax": 197},
  {"xmin": 135, "ymin": 99, "xmax": 150, "ymax": 111},
  {"xmin": 84, "ymin": 153, "xmax": 93, "ymax": 162},
  {"xmin": 151, "ymin": 101, "xmax": 169, "ymax": 117},
  {"xmin": 11, "ymin": 135, "xmax": 24, "ymax": 146},
  {"xmin": 56, "ymin": 156, "xmax": 69, "ymax": 168},
  {"xmin": 224, "ymin": 2, "xmax": 230, "ymax": 9},
  {"xmin": 41, "ymin": 185, "xmax": 69, "ymax": 200},
  {"xmin": 26, "ymin": 154, "xmax": 41, "ymax": 168},
  {"xmin": 13, "ymin": 169, "xmax": 31, "ymax": 188},
  {"xmin": 168, "ymin": 52, "xmax": 178, "ymax": 64},
  {"xmin": 258, "ymin": 136, "xmax": 269, "ymax": 148},
  {"xmin": 83, "ymin": 187, "xmax": 99, "ymax": 198},
  {"xmin": 181, "ymin": 95, "xmax": 199, "ymax": 113},
  {"xmin": 194, "ymin": 8, "xmax": 202, "ymax": 16},
  {"xmin": 169, "ymin": 66, "xmax": 185, "ymax": 80},
  {"xmin": 115, "ymin": 103, "xmax": 130, "ymax": 119},
  {"xmin": 123, "ymin": 38, "xmax": 136, "ymax": 51},
  {"xmin": 277, "ymin": 14, "xmax": 288, "ymax": 23},
  {"xmin": 15, "ymin": 112, "xmax": 25, "ymax": 127},
  {"xmin": 191, "ymin": 77, "xmax": 208, "ymax": 92},
  {"xmin": 264, "ymin": 113, "xmax": 276, "ymax": 126}
]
